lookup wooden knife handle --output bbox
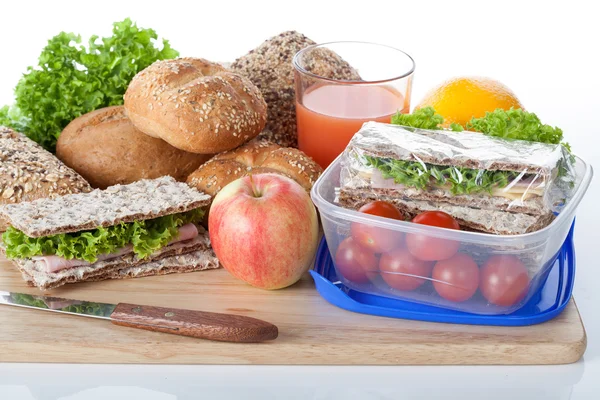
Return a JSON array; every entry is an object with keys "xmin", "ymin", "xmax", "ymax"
[{"xmin": 110, "ymin": 303, "xmax": 278, "ymax": 343}]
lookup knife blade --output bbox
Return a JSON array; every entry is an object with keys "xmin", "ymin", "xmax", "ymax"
[{"xmin": 0, "ymin": 291, "xmax": 278, "ymax": 343}]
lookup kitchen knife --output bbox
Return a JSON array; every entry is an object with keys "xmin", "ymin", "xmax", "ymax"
[{"xmin": 0, "ymin": 291, "xmax": 278, "ymax": 343}]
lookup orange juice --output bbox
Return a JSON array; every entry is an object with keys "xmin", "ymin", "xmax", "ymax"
[{"xmin": 296, "ymin": 84, "xmax": 408, "ymax": 169}]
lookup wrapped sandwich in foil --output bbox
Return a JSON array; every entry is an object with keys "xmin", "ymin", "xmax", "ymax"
[{"xmin": 338, "ymin": 121, "xmax": 576, "ymax": 235}]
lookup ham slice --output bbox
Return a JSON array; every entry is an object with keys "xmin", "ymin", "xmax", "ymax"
[
  {"xmin": 32, "ymin": 223, "xmax": 199, "ymax": 273},
  {"xmin": 176, "ymin": 223, "xmax": 199, "ymax": 242}
]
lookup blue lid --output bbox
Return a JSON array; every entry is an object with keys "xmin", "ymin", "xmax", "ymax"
[{"xmin": 310, "ymin": 222, "xmax": 576, "ymax": 326}]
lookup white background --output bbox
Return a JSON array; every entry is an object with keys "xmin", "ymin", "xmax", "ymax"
[{"xmin": 0, "ymin": 0, "xmax": 599, "ymax": 398}]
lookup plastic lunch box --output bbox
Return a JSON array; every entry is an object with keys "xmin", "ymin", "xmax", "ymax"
[{"xmin": 310, "ymin": 153, "xmax": 593, "ymax": 316}]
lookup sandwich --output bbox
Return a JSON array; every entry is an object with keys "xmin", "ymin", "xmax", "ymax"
[
  {"xmin": 338, "ymin": 121, "xmax": 574, "ymax": 235},
  {"xmin": 0, "ymin": 176, "xmax": 219, "ymax": 290}
]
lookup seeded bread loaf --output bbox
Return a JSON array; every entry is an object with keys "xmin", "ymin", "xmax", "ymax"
[
  {"xmin": 124, "ymin": 58, "xmax": 267, "ymax": 154},
  {"xmin": 0, "ymin": 127, "xmax": 92, "ymax": 231},
  {"xmin": 230, "ymin": 31, "xmax": 361, "ymax": 148},
  {"xmin": 187, "ymin": 139, "xmax": 323, "ymax": 198},
  {"xmin": 56, "ymin": 106, "xmax": 212, "ymax": 189}
]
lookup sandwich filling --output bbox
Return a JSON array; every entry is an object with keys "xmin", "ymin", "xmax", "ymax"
[
  {"xmin": 1, "ymin": 208, "xmax": 205, "ymax": 272},
  {"xmin": 363, "ymin": 156, "xmax": 545, "ymax": 200}
]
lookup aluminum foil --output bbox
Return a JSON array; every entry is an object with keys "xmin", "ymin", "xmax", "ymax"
[{"xmin": 338, "ymin": 121, "xmax": 576, "ymax": 234}]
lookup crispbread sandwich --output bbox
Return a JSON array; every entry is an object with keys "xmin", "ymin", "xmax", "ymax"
[
  {"xmin": 339, "ymin": 122, "xmax": 573, "ymax": 235},
  {"xmin": 0, "ymin": 176, "xmax": 219, "ymax": 290}
]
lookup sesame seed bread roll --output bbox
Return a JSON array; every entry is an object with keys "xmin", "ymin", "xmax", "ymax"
[
  {"xmin": 56, "ymin": 106, "xmax": 212, "ymax": 189},
  {"xmin": 0, "ymin": 127, "xmax": 92, "ymax": 231},
  {"xmin": 124, "ymin": 57, "xmax": 267, "ymax": 154},
  {"xmin": 186, "ymin": 139, "xmax": 323, "ymax": 199}
]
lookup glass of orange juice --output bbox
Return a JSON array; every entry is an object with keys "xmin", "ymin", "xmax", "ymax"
[{"xmin": 293, "ymin": 41, "xmax": 415, "ymax": 169}]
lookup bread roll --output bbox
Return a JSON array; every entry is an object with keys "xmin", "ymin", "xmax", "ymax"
[
  {"xmin": 0, "ymin": 127, "xmax": 92, "ymax": 231},
  {"xmin": 231, "ymin": 31, "xmax": 360, "ymax": 148},
  {"xmin": 56, "ymin": 106, "xmax": 212, "ymax": 189},
  {"xmin": 124, "ymin": 58, "xmax": 267, "ymax": 154},
  {"xmin": 187, "ymin": 139, "xmax": 323, "ymax": 198}
]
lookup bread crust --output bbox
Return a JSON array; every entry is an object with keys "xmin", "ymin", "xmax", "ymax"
[
  {"xmin": 56, "ymin": 106, "xmax": 212, "ymax": 189},
  {"xmin": 0, "ymin": 127, "xmax": 92, "ymax": 231},
  {"xmin": 124, "ymin": 58, "xmax": 267, "ymax": 154},
  {"xmin": 187, "ymin": 139, "xmax": 323, "ymax": 197}
]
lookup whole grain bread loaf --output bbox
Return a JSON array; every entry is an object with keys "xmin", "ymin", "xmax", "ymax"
[
  {"xmin": 0, "ymin": 127, "xmax": 92, "ymax": 231},
  {"xmin": 231, "ymin": 31, "xmax": 361, "ymax": 148}
]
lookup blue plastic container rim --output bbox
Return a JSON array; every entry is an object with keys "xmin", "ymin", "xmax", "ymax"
[{"xmin": 310, "ymin": 221, "xmax": 576, "ymax": 326}]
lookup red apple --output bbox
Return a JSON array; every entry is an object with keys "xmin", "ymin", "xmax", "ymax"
[{"xmin": 208, "ymin": 173, "xmax": 319, "ymax": 289}]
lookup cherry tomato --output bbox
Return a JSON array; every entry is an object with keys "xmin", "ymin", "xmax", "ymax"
[
  {"xmin": 379, "ymin": 248, "xmax": 434, "ymax": 291},
  {"xmin": 480, "ymin": 255, "xmax": 530, "ymax": 307},
  {"xmin": 350, "ymin": 201, "xmax": 405, "ymax": 253},
  {"xmin": 432, "ymin": 253, "xmax": 479, "ymax": 302},
  {"xmin": 334, "ymin": 237, "xmax": 378, "ymax": 284},
  {"xmin": 406, "ymin": 211, "xmax": 460, "ymax": 261}
]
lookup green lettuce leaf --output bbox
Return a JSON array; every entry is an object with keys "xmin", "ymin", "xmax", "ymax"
[
  {"xmin": 364, "ymin": 156, "xmax": 520, "ymax": 195},
  {"xmin": 2, "ymin": 209, "xmax": 204, "ymax": 263},
  {"xmin": 391, "ymin": 106, "xmax": 445, "ymax": 130},
  {"xmin": 3, "ymin": 18, "xmax": 178, "ymax": 151},
  {"xmin": 466, "ymin": 108, "xmax": 564, "ymax": 144},
  {"xmin": 0, "ymin": 105, "xmax": 30, "ymax": 133}
]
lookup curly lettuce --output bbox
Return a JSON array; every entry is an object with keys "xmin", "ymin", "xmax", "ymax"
[
  {"xmin": 2, "ymin": 209, "xmax": 204, "ymax": 263},
  {"xmin": 1, "ymin": 18, "xmax": 178, "ymax": 151},
  {"xmin": 466, "ymin": 108, "xmax": 564, "ymax": 144},
  {"xmin": 364, "ymin": 155, "xmax": 521, "ymax": 195},
  {"xmin": 391, "ymin": 106, "xmax": 568, "ymax": 147},
  {"xmin": 391, "ymin": 107, "xmax": 464, "ymax": 131}
]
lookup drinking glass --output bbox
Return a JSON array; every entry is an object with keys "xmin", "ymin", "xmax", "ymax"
[{"xmin": 293, "ymin": 41, "xmax": 415, "ymax": 169}]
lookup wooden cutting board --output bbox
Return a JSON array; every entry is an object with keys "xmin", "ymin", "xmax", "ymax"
[{"xmin": 0, "ymin": 256, "xmax": 586, "ymax": 365}]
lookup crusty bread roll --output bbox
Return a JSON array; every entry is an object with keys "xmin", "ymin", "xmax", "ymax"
[
  {"xmin": 187, "ymin": 139, "xmax": 323, "ymax": 198},
  {"xmin": 56, "ymin": 106, "xmax": 212, "ymax": 189},
  {"xmin": 0, "ymin": 126, "xmax": 92, "ymax": 231},
  {"xmin": 231, "ymin": 31, "xmax": 360, "ymax": 148},
  {"xmin": 124, "ymin": 57, "xmax": 267, "ymax": 154}
]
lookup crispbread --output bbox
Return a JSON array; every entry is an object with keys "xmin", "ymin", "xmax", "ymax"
[
  {"xmin": 339, "ymin": 185, "xmax": 547, "ymax": 216},
  {"xmin": 6, "ymin": 227, "xmax": 216, "ymax": 290},
  {"xmin": 0, "ymin": 176, "xmax": 211, "ymax": 238},
  {"xmin": 82, "ymin": 250, "xmax": 220, "ymax": 282},
  {"xmin": 346, "ymin": 122, "xmax": 563, "ymax": 175},
  {"xmin": 337, "ymin": 189, "xmax": 555, "ymax": 235}
]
